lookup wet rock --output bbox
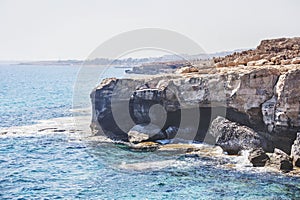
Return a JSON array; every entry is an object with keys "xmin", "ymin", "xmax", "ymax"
[
  {"xmin": 164, "ymin": 126, "xmax": 178, "ymax": 139},
  {"xmin": 128, "ymin": 141, "xmax": 160, "ymax": 152},
  {"xmin": 248, "ymin": 148, "xmax": 269, "ymax": 167},
  {"xmin": 127, "ymin": 124, "xmax": 165, "ymax": 144},
  {"xmin": 209, "ymin": 116, "xmax": 263, "ymax": 155},
  {"xmin": 53, "ymin": 129, "xmax": 66, "ymax": 133},
  {"xmin": 38, "ymin": 127, "xmax": 57, "ymax": 132},
  {"xmin": 291, "ymin": 133, "xmax": 300, "ymax": 167},
  {"xmin": 268, "ymin": 148, "xmax": 293, "ymax": 172},
  {"xmin": 158, "ymin": 143, "xmax": 202, "ymax": 155}
]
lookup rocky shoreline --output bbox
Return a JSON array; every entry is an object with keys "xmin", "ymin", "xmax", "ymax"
[{"xmin": 90, "ymin": 37, "xmax": 300, "ymax": 173}]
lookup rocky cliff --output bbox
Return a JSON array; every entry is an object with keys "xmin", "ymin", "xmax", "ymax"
[
  {"xmin": 91, "ymin": 64, "xmax": 300, "ymax": 154},
  {"xmin": 90, "ymin": 38, "xmax": 300, "ymax": 158},
  {"xmin": 213, "ymin": 37, "xmax": 300, "ymax": 67}
]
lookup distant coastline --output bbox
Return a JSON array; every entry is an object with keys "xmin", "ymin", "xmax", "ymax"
[{"xmin": 14, "ymin": 50, "xmax": 244, "ymax": 66}]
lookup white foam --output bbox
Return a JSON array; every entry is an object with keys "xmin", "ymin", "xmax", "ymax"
[{"xmin": 0, "ymin": 115, "xmax": 92, "ymax": 138}]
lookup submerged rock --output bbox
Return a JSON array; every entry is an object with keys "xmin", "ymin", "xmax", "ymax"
[
  {"xmin": 248, "ymin": 148, "xmax": 270, "ymax": 167},
  {"xmin": 209, "ymin": 116, "xmax": 263, "ymax": 155},
  {"xmin": 291, "ymin": 133, "xmax": 300, "ymax": 167},
  {"xmin": 268, "ymin": 148, "xmax": 293, "ymax": 172},
  {"xmin": 127, "ymin": 124, "xmax": 165, "ymax": 144}
]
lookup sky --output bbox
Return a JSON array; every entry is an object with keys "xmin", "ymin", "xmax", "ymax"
[{"xmin": 0, "ymin": 0, "xmax": 299, "ymax": 60}]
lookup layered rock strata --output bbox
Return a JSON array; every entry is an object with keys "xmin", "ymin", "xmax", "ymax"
[
  {"xmin": 91, "ymin": 64, "xmax": 300, "ymax": 154},
  {"xmin": 91, "ymin": 38, "xmax": 300, "ymax": 172}
]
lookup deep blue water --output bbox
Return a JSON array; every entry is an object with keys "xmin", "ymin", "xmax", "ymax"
[{"xmin": 0, "ymin": 64, "xmax": 300, "ymax": 199}]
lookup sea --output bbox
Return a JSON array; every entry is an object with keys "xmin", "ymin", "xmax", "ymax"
[{"xmin": 0, "ymin": 63, "xmax": 300, "ymax": 199}]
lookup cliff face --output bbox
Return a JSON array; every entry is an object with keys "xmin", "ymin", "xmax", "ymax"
[
  {"xmin": 90, "ymin": 64, "xmax": 300, "ymax": 153},
  {"xmin": 90, "ymin": 37, "xmax": 300, "ymax": 154}
]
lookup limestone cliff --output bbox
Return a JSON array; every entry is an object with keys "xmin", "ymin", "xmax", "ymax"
[
  {"xmin": 91, "ymin": 64, "xmax": 300, "ymax": 154},
  {"xmin": 90, "ymin": 38, "xmax": 300, "ymax": 154}
]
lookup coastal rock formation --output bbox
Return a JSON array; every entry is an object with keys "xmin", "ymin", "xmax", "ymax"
[
  {"xmin": 267, "ymin": 148, "xmax": 293, "ymax": 172},
  {"xmin": 91, "ymin": 38, "xmax": 300, "ymax": 161},
  {"xmin": 213, "ymin": 37, "xmax": 300, "ymax": 68},
  {"xmin": 128, "ymin": 141, "xmax": 160, "ymax": 152},
  {"xmin": 208, "ymin": 116, "xmax": 263, "ymax": 155},
  {"xmin": 291, "ymin": 133, "xmax": 300, "ymax": 167},
  {"xmin": 127, "ymin": 124, "xmax": 165, "ymax": 144},
  {"xmin": 176, "ymin": 66, "xmax": 199, "ymax": 74},
  {"xmin": 126, "ymin": 61, "xmax": 188, "ymax": 75},
  {"xmin": 248, "ymin": 148, "xmax": 270, "ymax": 167},
  {"xmin": 91, "ymin": 65, "xmax": 300, "ymax": 153}
]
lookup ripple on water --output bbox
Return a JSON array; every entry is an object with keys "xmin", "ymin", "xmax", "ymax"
[{"xmin": 0, "ymin": 130, "xmax": 300, "ymax": 199}]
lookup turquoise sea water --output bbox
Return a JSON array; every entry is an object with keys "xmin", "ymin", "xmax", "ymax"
[
  {"xmin": 0, "ymin": 64, "xmax": 79, "ymax": 128},
  {"xmin": 0, "ymin": 64, "xmax": 300, "ymax": 199}
]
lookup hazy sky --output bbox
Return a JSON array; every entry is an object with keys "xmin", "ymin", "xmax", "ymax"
[{"xmin": 0, "ymin": 0, "xmax": 299, "ymax": 60}]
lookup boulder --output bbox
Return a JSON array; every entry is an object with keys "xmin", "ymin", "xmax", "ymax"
[
  {"xmin": 248, "ymin": 148, "xmax": 269, "ymax": 167},
  {"xmin": 268, "ymin": 148, "xmax": 293, "ymax": 172},
  {"xmin": 291, "ymin": 132, "xmax": 300, "ymax": 167},
  {"xmin": 291, "ymin": 57, "xmax": 300, "ymax": 64},
  {"xmin": 127, "ymin": 124, "xmax": 165, "ymax": 144},
  {"xmin": 209, "ymin": 116, "xmax": 263, "ymax": 155},
  {"xmin": 247, "ymin": 61, "xmax": 256, "ymax": 66},
  {"xmin": 281, "ymin": 59, "xmax": 291, "ymax": 65},
  {"xmin": 176, "ymin": 66, "xmax": 199, "ymax": 74},
  {"xmin": 234, "ymin": 57, "xmax": 249, "ymax": 65},
  {"xmin": 254, "ymin": 59, "xmax": 269, "ymax": 66}
]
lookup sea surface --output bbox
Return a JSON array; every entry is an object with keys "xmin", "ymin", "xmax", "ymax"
[{"xmin": 0, "ymin": 64, "xmax": 300, "ymax": 199}]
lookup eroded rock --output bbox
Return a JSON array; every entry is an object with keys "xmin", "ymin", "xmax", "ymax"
[
  {"xmin": 248, "ymin": 148, "xmax": 269, "ymax": 167},
  {"xmin": 127, "ymin": 124, "xmax": 165, "ymax": 144},
  {"xmin": 291, "ymin": 133, "xmax": 300, "ymax": 167},
  {"xmin": 128, "ymin": 141, "xmax": 160, "ymax": 152},
  {"xmin": 91, "ymin": 39, "xmax": 300, "ymax": 154},
  {"xmin": 214, "ymin": 37, "xmax": 300, "ymax": 67},
  {"xmin": 176, "ymin": 66, "xmax": 199, "ymax": 74},
  {"xmin": 209, "ymin": 116, "xmax": 263, "ymax": 155},
  {"xmin": 268, "ymin": 148, "xmax": 293, "ymax": 172},
  {"xmin": 291, "ymin": 57, "xmax": 300, "ymax": 64}
]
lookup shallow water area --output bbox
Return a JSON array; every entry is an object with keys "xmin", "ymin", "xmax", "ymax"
[{"xmin": 1, "ymin": 117, "xmax": 300, "ymax": 199}]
